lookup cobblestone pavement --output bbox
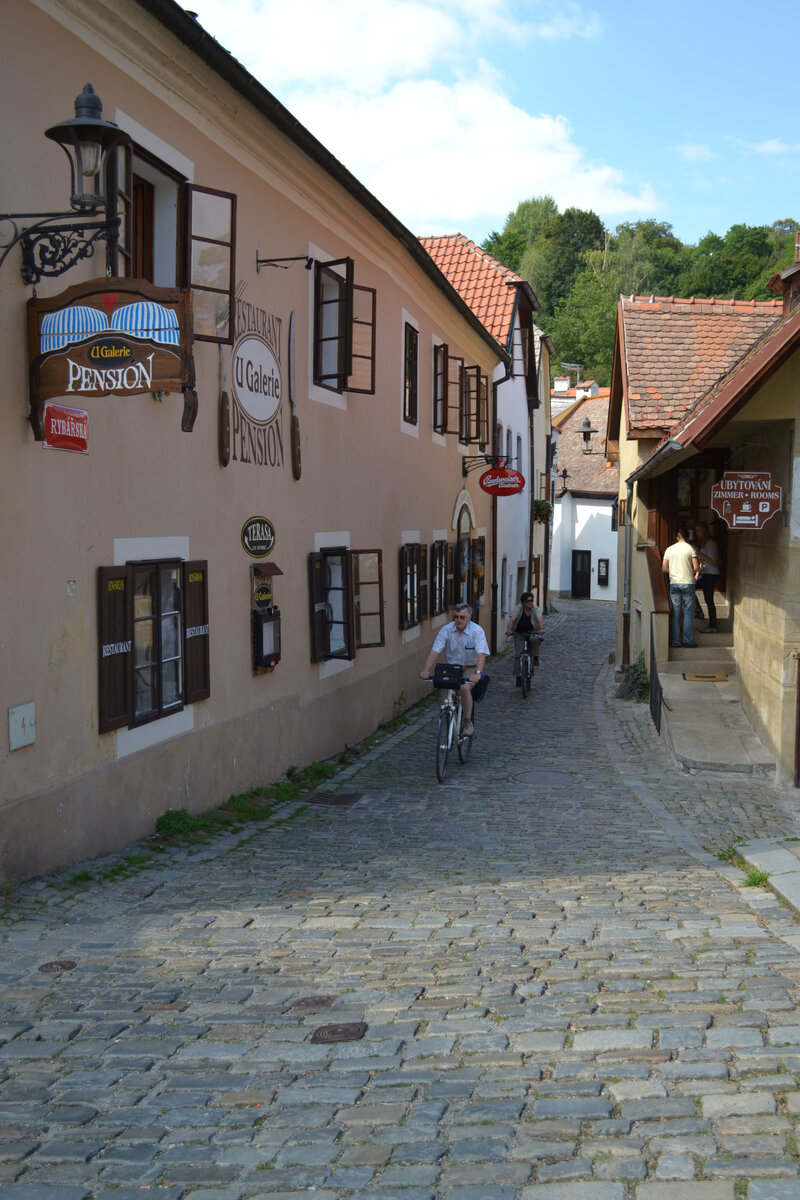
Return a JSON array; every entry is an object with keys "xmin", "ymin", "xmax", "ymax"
[{"xmin": 5, "ymin": 599, "xmax": 800, "ymax": 1200}]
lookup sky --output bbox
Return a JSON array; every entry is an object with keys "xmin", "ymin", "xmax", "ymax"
[{"xmin": 192, "ymin": 0, "xmax": 800, "ymax": 248}]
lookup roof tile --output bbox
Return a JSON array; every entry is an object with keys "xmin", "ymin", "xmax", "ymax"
[{"xmin": 419, "ymin": 233, "xmax": 522, "ymax": 348}]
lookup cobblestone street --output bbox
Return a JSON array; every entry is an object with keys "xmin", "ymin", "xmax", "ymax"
[{"xmin": 5, "ymin": 599, "xmax": 800, "ymax": 1199}]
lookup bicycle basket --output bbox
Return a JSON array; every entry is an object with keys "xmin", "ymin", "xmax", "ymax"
[{"xmin": 432, "ymin": 663, "xmax": 463, "ymax": 689}]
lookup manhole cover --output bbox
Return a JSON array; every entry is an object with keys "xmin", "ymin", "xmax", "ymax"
[
  {"xmin": 513, "ymin": 770, "xmax": 574, "ymax": 787},
  {"xmin": 38, "ymin": 960, "xmax": 76, "ymax": 973},
  {"xmin": 291, "ymin": 994, "xmax": 338, "ymax": 1012},
  {"xmin": 310, "ymin": 1021, "xmax": 367, "ymax": 1044},
  {"xmin": 305, "ymin": 791, "xmax": 362, "ymax": 807}
]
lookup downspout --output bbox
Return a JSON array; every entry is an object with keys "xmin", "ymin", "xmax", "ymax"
[
  {"xmin": 490, "ymin": 358, "xmax": 513, "ymax": 655},
  {"xmin": 622, "ymin": 478, "xmax": 633, "ymax": 666},
  {"xmin": 623, "ymin": 438, "xmax": 683, "ymax": 665}
]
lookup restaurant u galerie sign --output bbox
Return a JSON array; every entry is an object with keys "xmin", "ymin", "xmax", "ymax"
[
  {"xmin": 27, "ymin": 277, "xmax": 191, "ymax": 440},
  {"xmin": 710, "ymin": 471, "xmax": 783, "ymax": 530}
]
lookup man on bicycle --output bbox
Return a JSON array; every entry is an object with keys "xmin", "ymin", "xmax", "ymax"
[
  {"xmin": 505, "ymin": 592, "xmax": 544, "ymax": 686},
  {"xmin": 419, "ymin": 602, "xmax": 488, "ymax": 737}
]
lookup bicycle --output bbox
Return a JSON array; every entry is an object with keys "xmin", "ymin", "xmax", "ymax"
[
  {"xmin": 510, "ymin": 630, "xmax": 543, "ymax": 699},
  {"xmin": 429, "ymin": 664, "xmax": 475, "ymax": 782}
]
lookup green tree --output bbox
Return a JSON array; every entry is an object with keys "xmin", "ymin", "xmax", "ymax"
[
  {"xmin": 520, "ymin": 206, "xmax": 606, "ymax": 316},
  {"xmin": 546, "ymin": 267, "xmax": 621, "ymax": 385},
  {"xmin": 482, "ymin": 195, "xmax": 558, "ymax": 273}
]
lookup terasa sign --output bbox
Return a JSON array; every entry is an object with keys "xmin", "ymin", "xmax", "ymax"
[
  {"xmin": 479, "ymin": 466, "xmax": 526, "ymax": 496},
  {"xmin": 710, "ymin": 471, "xmax": 783, "ymax": 531},
  {"xmin": 241, "ymin": 516, "xmax": 276, "ymax": 558}
]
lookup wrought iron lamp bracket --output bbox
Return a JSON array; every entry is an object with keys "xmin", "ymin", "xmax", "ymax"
[
  {"xmin": 461, "ymin": 454, "xmax": 517, "ymax": 478},
  {"xmin": 0, "ymin": 211, "xmax": 120, "ymax": 286},
  {"xmin": 256, "ymin": 253, "xmax": 314, "ymax": 272}
]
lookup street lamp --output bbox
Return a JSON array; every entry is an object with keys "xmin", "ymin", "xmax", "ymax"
[
  {"xmin": 558, "ymin": 467, "xmax": 571, "ymax": 492},
  {"xmin": 0, "ymin": 83, "xmax": 130, "ymax": 284},
  {"xmin": 578, "ymin": 415, "xmax": 598, "ymax": 453}
]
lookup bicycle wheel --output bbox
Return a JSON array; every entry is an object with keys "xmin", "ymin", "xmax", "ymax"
[
  {"xmin": 521, "ymin": 655, "xmax": 530, "ymax": 699},
  {"xmin": 457, "ymin": 710, "xmax": 472, "ymax": 763},
  {"xmin": 435, "ymin": 709, "xmax": 451, "ymax": 782}
]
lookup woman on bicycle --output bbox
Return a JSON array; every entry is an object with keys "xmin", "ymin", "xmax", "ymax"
[
  {"xmin": 506, "ymin": 592, "xmax": 544, "ymax": 686},
  {"xmin": 419, "ymin": 602, "xmax": 488, "ymax": 737}
]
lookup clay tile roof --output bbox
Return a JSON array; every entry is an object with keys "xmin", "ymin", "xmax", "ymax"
[
  {"xmin": 419, "ymin": 233, "xmax": 526, "ymax": 350},
  {"xmin": 555, "ymin": 394, "xmax": 618, "ymax": 497},
  {"xmin": 620, "ymin": 295, "xmax": 783, "ymax": 431}
]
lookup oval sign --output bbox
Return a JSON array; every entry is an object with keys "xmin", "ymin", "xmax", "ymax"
[
  {"xmin": 232, "ymin": 335, "xmax": 282, "ymax": 423},
  {"xmin": 241, "ymin": 516, "xmax": 276, "ymax": 558},
  {"xmin": 479, "ymin": 467, "xmax": 525, "ymax": 496}
]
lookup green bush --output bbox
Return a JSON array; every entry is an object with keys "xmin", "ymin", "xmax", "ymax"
[{"xmin": 617, "ymin": 652, "xmax": 649, "ymax": 702}]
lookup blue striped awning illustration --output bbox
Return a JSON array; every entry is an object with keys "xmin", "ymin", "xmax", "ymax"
[
  {"xmin": 40, "ymin": 306, "xmax": 106, "ymax": 353},
  {"xmin": 111, "ymin": 302, "xmax": 180, "ymax": 345},
  {"xmin": 39, "ymin": 300, "xmax": 181, "ymax": 354}
]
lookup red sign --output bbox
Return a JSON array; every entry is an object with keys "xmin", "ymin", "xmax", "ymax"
[
  {"xmin": 710, "ymin": 471, "xmax": 782, "ymax": 530},
  {"xmin": 479, "ymin": 467, "xmax": 525, "ymax": 496},
  {"xmin": 42, "ymin": 402, "xmax": 89, "ymax": 454}
]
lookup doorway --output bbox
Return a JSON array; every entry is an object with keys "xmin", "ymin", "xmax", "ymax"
[{"xmin": 571, "ymin": 550, "xmax": 591, "ymax": 598}]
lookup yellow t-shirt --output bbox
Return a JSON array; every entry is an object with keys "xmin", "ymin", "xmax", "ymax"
[{"xmin": 663, "ymin": 541, "xmax": 696, "ymax": 586}]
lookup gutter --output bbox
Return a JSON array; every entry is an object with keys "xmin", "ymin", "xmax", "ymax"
[
  {"xmin": 133, "ymin": 0, "xmax": 509, "ymax": 370},
  {"xmin": 626, "ymin": 438, "xmax": 684, "ymax": 485}
]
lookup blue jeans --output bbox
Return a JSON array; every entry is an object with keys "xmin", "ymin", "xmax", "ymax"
[{"xmin": 669, "ymin": 583, "xmax": 695, "ymax": 645}]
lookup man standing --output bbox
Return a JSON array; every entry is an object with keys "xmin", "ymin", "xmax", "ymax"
[
  {"xmin": 662, "ymin": 527, "xmax": 700, "ymax": 648},
  {"xmin": 420, "ymin": 602, "xmax": 488, "ymax": 737}
]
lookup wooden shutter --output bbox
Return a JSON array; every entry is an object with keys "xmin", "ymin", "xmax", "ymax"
[
  {"xmin": 433, "ymin": 342, "xmax": 448, "ymax": 433},
  {"xmin": 348, "ymin": 285, "xmax": 376, "ymax": 394},
  {"xmin": 478, "ymin": 373, "xmax": 489, "ymax": 449},
  {"xmin": 445, "ymin": 354, "xmax": 464, "ymax": 434},
  {"xmin": 463, "ymin": 364, "xmax": 479, "ymax": 443},
  {"xmin": 183, "ymin": 560, "xmax": 210, "ymax": 702},
  {"xmin": 308, "ymin": 552, "xmax": 327, "ymax": 662},
  {"xmin": 418, "ymin": 543, "xmax": 428, "ymax": 622},
  {"xmin": 98, "ymin": 565, "xmax": 131, "ymax": 733},
  {"xmin": 470, "ymin": 536, "xmax": 485, "ymax": 611},
  {"xmin": 445, "ymin": 541, "xmax": 456, "ymax": 609},
  {"xmin": 314, "ymin": 258, "xmax": 354, "ymax": 391},
  {"xmin": 399, "ymin": 545, "xmax": 413, "ymax": 630}
]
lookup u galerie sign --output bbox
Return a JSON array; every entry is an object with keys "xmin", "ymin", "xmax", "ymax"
[{"xmin": 230, "ymin": 298, "xmax": 284, "ymax": 469}]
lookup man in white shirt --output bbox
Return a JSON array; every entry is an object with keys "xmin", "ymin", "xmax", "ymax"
[
  {"xmin": 420, "ymin": 602, "xmax": 489, "ymax": 736},
  {"xmin": 662, "ymin": 527, "xmax": 700, "ymax": 648}
]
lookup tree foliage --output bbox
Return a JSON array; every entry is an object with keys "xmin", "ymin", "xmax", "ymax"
[{"xmin": 481, "ymin": 201, "xmax": 798, "ymax": 385}]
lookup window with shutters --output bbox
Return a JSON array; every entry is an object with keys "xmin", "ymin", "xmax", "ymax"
[
  {"xmin": 399, "ymin": 543, "xmax": 428, "ymax": 630},
  {"xmin": 108, "ymin": 144, "xmax": 236, "ymax": 343},
  {"xmin": 308, "ymin": 548, "xmax": 384, "ymax": 662},
  {"xmin": 430, "ymin": 540, "xmax": 453, "ymax": 616},
  {"xmin": 312, "ymin": 258, "xmax": 376, "ymax": 395},
  {"xmin": 97, "ymin": 559, "xmax": 209, "ymax": 733}
]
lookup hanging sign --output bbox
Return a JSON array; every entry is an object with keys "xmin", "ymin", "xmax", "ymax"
[
  {"xmin": 710, "ymin": 471, "xmax": 782, "ymax": 530},
  {"xmin": 241, "ymin": 516, "xmax": 276, "ymax": 558},
  {"xmin": 479, "ymin": 466, "xmax": 526, "ymax": 497},
  {"xmin": 27, "ymin": 277, "xmax": 191, "ymax": 440},
  {"xmin": 42, "ymin": 402, "xmax": 89, "ymax": 453}
]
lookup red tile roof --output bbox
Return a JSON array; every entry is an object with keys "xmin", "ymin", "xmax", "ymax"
[
  {"xmin": 554, "ymin": 395, "xmax": 618, "ymax": 497},
  {"xmin": 619, "ymin": 295, "xmax": 783, "ymax": 432},
  {"xmin": 419, "ymin": 234, "xmax": 526, "ymax": 350}
]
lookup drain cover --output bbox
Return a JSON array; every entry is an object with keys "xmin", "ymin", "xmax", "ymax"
[
  {"xmin": 38, "ymin": 960, "xmax": 76, "ymax": 973},
  {"xmin": 305, "ymin": 791, "xmax": 362, "ymax": 807},
  {"xmin": 310, "ymin": 1021, "xmax": 367, "ymax": 1044},
  {"xmin": 291, "ymin": 994, "xmax": 338, "ymax": 1011}
]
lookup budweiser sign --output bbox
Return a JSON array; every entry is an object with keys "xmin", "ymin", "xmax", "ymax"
[
  {"xmin": 479, "ymin": 466, "xmax": 526, "ymax": 497},
  {"xmin": 710, "ymin": 471, "xmax": 783, "ymax": 531}
]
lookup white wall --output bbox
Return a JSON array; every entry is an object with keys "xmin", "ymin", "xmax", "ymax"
[{"xmin": 553, "ymin": 495, "xmax": 617, "ymax": 601}]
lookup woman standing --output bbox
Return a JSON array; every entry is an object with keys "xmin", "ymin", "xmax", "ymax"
[{"xmin": 694, "ymin": 522, "xmax": 720, "ymax": 632}]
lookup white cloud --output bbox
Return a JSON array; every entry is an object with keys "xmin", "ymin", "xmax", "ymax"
[
  {"xmin": 735, "ymin": 137, "xmax": 800, "ymax": 156},
  {"xmin": 289, "ymin": 76, "xmax": 657, "ymax": 233},
  {"xmin": 192, "ymin": 0, "xmax": 651, "ymax": 237},
  {"xmin": 676, "ymin": 142, "xmax": 715, "ymax": 163}
]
